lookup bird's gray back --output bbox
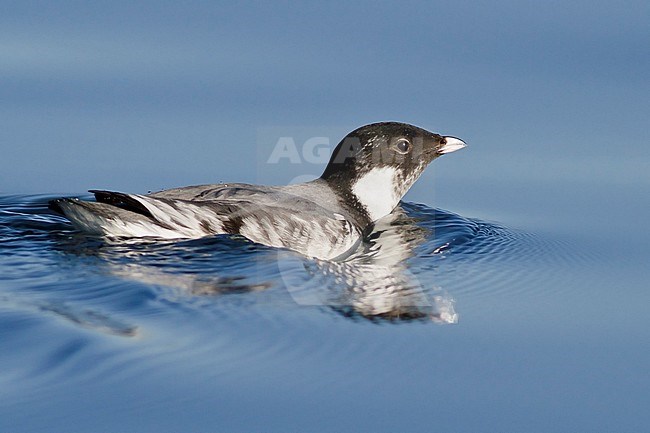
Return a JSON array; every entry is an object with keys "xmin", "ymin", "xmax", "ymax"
[
  {"xmin": 149, "ymin": 179, "xmax": 349, "ymax": 219},
  {"xmin": 145, "ymin": 180, "xmax": 362, "ymax": 259}
]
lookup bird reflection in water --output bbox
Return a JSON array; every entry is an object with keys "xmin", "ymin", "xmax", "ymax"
[
  {"xmin": 53, "ymin": 205, "xmax": 457, "ymax": 324},
  {"xmin": 281, "ymin": 206, "xmax": 457, "ymax": 323}
]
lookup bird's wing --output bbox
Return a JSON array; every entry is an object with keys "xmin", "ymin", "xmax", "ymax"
[
  {"xmin": 84, "ymin": 189, "xmax": 361, "ymax": 259},
  {"xmin": 147, "ymin": 183, "xmax": 278, "ymax": 202}
]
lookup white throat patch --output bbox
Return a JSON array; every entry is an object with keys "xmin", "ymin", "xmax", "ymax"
[{"xmin": 351, "ymin": 167, "xmax": 400, "ymax": 221}]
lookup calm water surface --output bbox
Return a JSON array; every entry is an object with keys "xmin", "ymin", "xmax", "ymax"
[
  {"xmin": 2, "ymin": 2, "xmax": 650, "ymax": 431},
  {"xmin": 1, "ymin": 190, "xmax": 648, "ymax": 433}
]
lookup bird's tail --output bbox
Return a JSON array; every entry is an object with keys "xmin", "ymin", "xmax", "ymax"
[
  {"xmin": 49, "ymin": 190, "xmax": 229, "ymax": 239},
  {"xmin": 49, "ymin": 191, "xmax": 181, "ymax": 238}
]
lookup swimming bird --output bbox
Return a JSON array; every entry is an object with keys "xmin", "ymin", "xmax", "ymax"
[{"xmin": 49, "ymin": 122, "xmax": 466, "ymax": 260}]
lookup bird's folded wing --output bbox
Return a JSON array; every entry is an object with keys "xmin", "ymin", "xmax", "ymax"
[{"xmin": 90, "ymin": 190, "xmax": 361, "ymax": 259}]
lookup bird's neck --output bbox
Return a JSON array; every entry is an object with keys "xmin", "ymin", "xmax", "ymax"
[
  {"xmin": 322, "ymin": 166, "xmax": 401, "ymax": 224},
  {"xmin": 350, "ymin": 166, "xmax": 400, "ymax": 221}
]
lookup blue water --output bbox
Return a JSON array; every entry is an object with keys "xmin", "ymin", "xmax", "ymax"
[
  {"xmin": 2, "ymin": 191, "xmax": 649, "ymax": 432},
  {"xmin": 2, "ymin": 2, "xmax": 650, "ymax": 431}
]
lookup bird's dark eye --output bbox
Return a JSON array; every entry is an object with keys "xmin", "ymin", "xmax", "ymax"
[{"xmin": 395, "ymin": 139, "xmax": 410, "ymax": 154}]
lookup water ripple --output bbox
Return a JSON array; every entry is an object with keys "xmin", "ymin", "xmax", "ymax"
[
  {"xmin": 0, "ymin": 194, "xmax": 586, "ymax": 388},
  {"xmin": 0, "ymin": 195, "xmax": 579, "ymax": 326}
]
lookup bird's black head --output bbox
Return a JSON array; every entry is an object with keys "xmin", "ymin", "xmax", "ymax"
[{"xmin": 321, "ymin": 122, "xmax": 466, "ymax": 222}]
